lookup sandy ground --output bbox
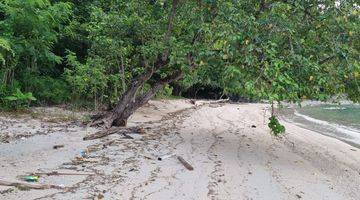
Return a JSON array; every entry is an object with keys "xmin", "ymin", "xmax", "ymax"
[{"xmin": 0, "ymin": 100, "xmax": 359, "ymax": 200}]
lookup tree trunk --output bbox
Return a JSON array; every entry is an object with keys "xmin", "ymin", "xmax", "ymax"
[
  {"xmin": 90, "ymin": 0, "xmax": 180, "ymax": 128},
  {"xmin": 93, "ymin": 70, "xmax": 183, "ymax": 128},
  {"xmin": 112, "ymin": 70, "xmax": 183, "ymax": 126}
]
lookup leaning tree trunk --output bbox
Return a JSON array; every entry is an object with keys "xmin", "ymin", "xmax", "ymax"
[
  {"xmin": 92, "ymin": 68, "xmax": 154, "ymax": 128},
  {"xmin": 95, "ymin": 70, "xmax": 183, "ymax": 128},
  {"xmin": 90, "ymin": 0, "xmax": 181, "ymax": 128},
  {"xmin": 112, "ymin": 71, "xmax": 183, "ymax": 126}
]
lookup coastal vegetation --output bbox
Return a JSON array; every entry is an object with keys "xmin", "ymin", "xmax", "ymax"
[{"xmin": 0, "ymin": 0, "xmax": 359, "ymax": 129}]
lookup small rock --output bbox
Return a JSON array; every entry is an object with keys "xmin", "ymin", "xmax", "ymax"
[{"xmin": 296, "ymin": 194, "xmax": 302, "ymax": 199}]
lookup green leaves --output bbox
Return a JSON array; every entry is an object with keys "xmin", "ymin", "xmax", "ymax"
[
  {"xmin": 0, "ymin": 37, "xmax": 14, "ymax": 65},
  {"xmin": 1, "ymin": 0, "xmax": 359, "ymax": 109},
  {"xmin": 2, "ymin": 88, "xmax": 36, "ymax": 109},
  {"xmin": 268, "ymin": 116, "xmax": 285, "ymax": 136}
]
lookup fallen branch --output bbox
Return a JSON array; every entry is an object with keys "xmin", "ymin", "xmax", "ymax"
[
  {"xmin": 83, "ymin": 127, "xmax": 145, "ymax": 140},
  {"xmin": 0, "ymin": 178, "xmax": 65, "ymax": 190},
  {"xmin": 157, "ymin": 153, "xmax": 194, "ymax": 171},
  {"xmin": 177, "ymin": 156, "xmax": 194, "ymax": 171},
  {"xmin": 192, "ymin": 98, "xmax": 230, "ymax": 106},
  {"xmin": 53, "ymin": 144, "xmax": 64, "ymax": 149},
  {"xmin": 210, "ymin": 98, "xmax": 230, "ymax": 104},
  {"xmin": 32, "ymin": 171, "xmax": 96, "ymax": 176}
]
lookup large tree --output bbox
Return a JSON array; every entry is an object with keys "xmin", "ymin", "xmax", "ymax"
[{"xmin": 79, "ymin": 0, "xmax": 359, "ymax": 128}]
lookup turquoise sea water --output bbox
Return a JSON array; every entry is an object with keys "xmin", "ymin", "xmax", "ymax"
[
  {"xmin": 298, "ymin": 104, "xmax": 360, "ymax": 130},
  {"xmin": 286, "ymin": 104, "xmax": 360, "ymax": 148}
]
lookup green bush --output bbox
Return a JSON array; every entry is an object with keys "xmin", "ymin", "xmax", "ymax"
[
  {"xmin": 155, "ymin": 85, "xmax": 173, "ymax": 99},
  {"xmin": 2, "ymin": 88, "xmax": 36, "ymax": 109},
  {"xmin": 268, "ymin": 116, "xmax": 285, "ymax": 136},
  {"xmin": 30, "ymin": 76, "xmax": 70, "ymax": 104}
]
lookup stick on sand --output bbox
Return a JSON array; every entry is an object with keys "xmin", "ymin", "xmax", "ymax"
[
  {"xmin": 32, "ymin": 171, "xmax": 96, "ymax": 176},
  {"xmin": 177, "ymin": 156, "xmax": 194, "ymax": 171},
  {"xmin": 0, "ymin": 178, "xmax": 66, "ymax": 190}
]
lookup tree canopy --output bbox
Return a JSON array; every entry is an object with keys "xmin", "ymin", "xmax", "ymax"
[{"xmin": 0, "ymin": 0, "xmax": 359, "ymax": 114}]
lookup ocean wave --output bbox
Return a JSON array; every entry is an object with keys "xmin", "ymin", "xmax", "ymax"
[{"xmin": 294, "ymin": 111, "xmax": 360, "ymax": 138}]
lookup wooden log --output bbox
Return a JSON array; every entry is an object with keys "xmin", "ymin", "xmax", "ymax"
[
  {"xmin": 177, "ymin": 156, "xmax": 194, "ymax": 171},
  {"xmin": 32, "ymin": 171, "xmax": 96, "ymax": 176},
  {"xmin": 0, "ymin": 178, "xmax": 65, "ymax": 190}
]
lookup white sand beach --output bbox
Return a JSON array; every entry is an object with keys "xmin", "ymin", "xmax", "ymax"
[{"xmin": 1, "ymin": 100, "xmax": 359, "ymax": 200}]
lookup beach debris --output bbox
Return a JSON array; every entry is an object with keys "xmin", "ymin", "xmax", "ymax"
[
  {"xmin": 157, "ymin": 153, "xmax": 175, "ymax": 161},
  {"xmin": 177, "ymin": 156, "xmax": 194, "ymax": 171},
  {"xmin": 122, "ymin": 133, "xmax": 134, "ymax": 139},
  {"xmin": 143, "ymin": 155, "xmax": 153, "ymax": 160},
  {"xmin": 350, "ymin": 148, "xmax": 356, "ymax": 151},
  {"xmin": 251, "ymin": 125, "xmax": 256, "ymax": 128},
  {"xmin": 23, "ymin": 175, "xmax": 39, "ymax": 182},
  {"xmin": 83, "ymin": 127, "xmax": 145, "ymax": 140},
  {"xmin": 210, "ymin": 98, "xmax": 230, "ymax": 104},
  {"xmin": 81, "ymin": 150, "xmax": 88, "ymax": 157},
  {"xmin": 295, "ymin": 194, "xmax": 302, "ymax": 199},
  {"xmin": 0, "ymin": 188, "xmax": 14, "ymax": 194},
  {"xmin": 191, "ymin": 98, "xmax": 230, "ymax": 107},
  {"xmin": 53, "ymin": 144, "xmax": 64, "ymax": 149},
  {"xmin": 0, "ymin": 178, "xmax": 66, "ymax": 190},
  {"xmin": 69, "ymin": 156, "xmax": 99, "ymax": 165},
  {"xmin": 157, "ymin": 153, "xmax": 194, "ymax": 171},
  {"xmin": 0, "ymin": 132, "xmax": 11, "ymax": 143},
  {"xmin": 31, "ymin": 171, "xmax": 97, "ymax": 176},
  {"xmin": 97, "ymin": 193, "xmax": 105, "ymax": 200}
]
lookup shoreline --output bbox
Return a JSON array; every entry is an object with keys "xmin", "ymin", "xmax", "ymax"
[{"xmin": 278, "ymin": 103, "xmax": 360, "ymax": 149}]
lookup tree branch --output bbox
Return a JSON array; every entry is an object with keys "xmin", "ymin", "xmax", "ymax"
[
  {"xmin": 162, "ymin": 0, "xmax": 180, "ymax": 61},
  {"xmin": 319, "ymin": 55, "xmax": 336, "ymax": 65}
]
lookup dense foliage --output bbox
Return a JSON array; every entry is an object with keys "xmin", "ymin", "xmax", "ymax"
[
  {"xmin": 0, "ymin": 0, "xmax": 72, "ymax": 105},
  {"xmin": 1, "ymin": 0, "xmax": 359, "ymax": 111}
]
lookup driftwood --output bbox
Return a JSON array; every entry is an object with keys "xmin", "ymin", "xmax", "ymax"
[
  {"xmin": 32, "ymin": 171, "xmax": 96, "ymax": 176},
  {"xmin": 208, "ymin": 98, "xmax": 230, "ymax": 104},
  {"xmin": 177, "ymin": 156, "xmax": 194, "ymax": 171},
  {"xmin": 53, "ymin": 144, "xmax": 65, "ymax": 149},
  {"xmin": 0, "ymin": 178, "xmax": 65, "ymax": 190},
  {"xmin": 83, "ymin": 127, "xmax": 145, "ymax": 140},
  {"xmin": 157, "ymin": 153, "xmax": 194, "ymax": 171},
  {"xmin": 191, "ymin": 98, "xmax": 230, "ymax": 106}
]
